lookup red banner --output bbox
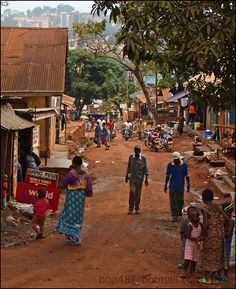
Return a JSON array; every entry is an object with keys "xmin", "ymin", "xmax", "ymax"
[{"xmin": 16, "ymin": 182, "xmax": 60, "ymax": 212}]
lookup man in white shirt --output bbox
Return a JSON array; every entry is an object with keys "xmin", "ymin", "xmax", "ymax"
[{"xmin": 124, "ymin": 120, "xmax": 132, "ymax": 130}]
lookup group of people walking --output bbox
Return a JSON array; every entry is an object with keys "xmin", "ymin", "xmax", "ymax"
[
  {"xmin": 94, "ymin": 119, "xmax": 115, "ymax": 150},
  {"xmin": 30, "ymin": 136, "xmax": 234, "ymax": 285}
]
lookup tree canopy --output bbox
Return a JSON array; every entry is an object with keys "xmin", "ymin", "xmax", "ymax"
[
  {"xmin": 65, "ymin": 48, "xmax": 127, "ymax": 117},
  {"xmin": 92, "ymin": 1, "xmax": 235, "ymax": 111}
]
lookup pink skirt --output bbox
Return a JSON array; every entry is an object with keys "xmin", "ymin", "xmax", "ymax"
[{"xmin": 184, "ymin": 239, "xmax": 202, "ymax": 263}]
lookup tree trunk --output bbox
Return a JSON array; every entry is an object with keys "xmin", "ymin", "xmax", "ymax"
[
  {"xmin": 75, "ymin": 97, "xmax": 84, "ymax": 119},
  {"xmin": 118, "ymin": 107, "xmax": 123, "ymax": 120},
  {"xmin": 134, "ymin": 67, "xmax": 158, "ymax": 124},
  {"xmin": 114, "ymin": 101, "xmax": 123, "ymax": 120},
  {"xmin": 78, "ymin": 104, "xmax": 84, "ymax": 118}
]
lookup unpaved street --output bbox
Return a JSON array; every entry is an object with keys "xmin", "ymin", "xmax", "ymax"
[{"xmin": 1, "ymin": 132, "xmax": 235, "ymax": 288}]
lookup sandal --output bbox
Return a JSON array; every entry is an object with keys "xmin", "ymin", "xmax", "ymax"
[{"xmin": 199, "ymin": 277, "xmax": 213, "ymax": 285}]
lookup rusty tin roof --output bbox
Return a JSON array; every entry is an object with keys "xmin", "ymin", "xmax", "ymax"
[{"xmin": 1, "ymin": 27, "xmax": 68, "ymax": 96}]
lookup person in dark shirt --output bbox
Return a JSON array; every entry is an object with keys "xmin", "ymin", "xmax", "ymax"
[
  {"xmin": 21, "ymin": 146, "xmax": 41, "ymax": 180},
  {"xmin": 125, "ymin": 145, "xmax": 149, "ymax": 214},
  {"xmin": 164, "ymin": 152, "xmax": 190, "ymax": 222}
]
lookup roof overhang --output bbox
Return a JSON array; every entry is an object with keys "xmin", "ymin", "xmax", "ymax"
[
  {"xmin": 14, "ymin": 107, "xmax": 59, "ymax": 121},
  {"xmin": 62, "ymin": 94, "xmax": 75, "ymax": 108},
  {"xmin": 167, "ymin": 90, "xmax": 189, "ymax": 102},
  {"xmin": 1, "ymin": 103, "xmax": 35, "ymax": 131}
]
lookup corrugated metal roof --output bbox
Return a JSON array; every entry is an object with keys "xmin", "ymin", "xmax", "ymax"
[
  {"xmin": 167, "ymin": 90, "xmax": 189, "ymax": 102},
  {"xmin": 1, "ymin": 27, "xmax": 68, "ymax": 95},
  {"xmin": 1, "ymin": 103, "xmax": 35, "ymax": 130}
]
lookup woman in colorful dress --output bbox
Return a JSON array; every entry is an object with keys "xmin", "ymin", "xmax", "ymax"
[
  {"xmin": 56, "ymin": 156, "xmax": 93, "ymax": 245},
  {"xmin": 199, "ymin": 189, "xmax": 228, "ymax": 285},
  {"xmin": 101, "ymin": 122, "xmax": 110, "ymax": 150}
]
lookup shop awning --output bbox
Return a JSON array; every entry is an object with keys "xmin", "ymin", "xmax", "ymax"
[
  {"xmin": 14, "ymin": 107, "xmax": 58, "ymax": 121},
  {"xmin": 166, "ymin": 90, "xmax": 189, "ymax": 102},
  {"xmin": 62, "ymin": 94, "xmax": 75, "ymax": 108},
  {"xmin": 1, "ymin": 103, "xmax": 35, "ymax": 131}
]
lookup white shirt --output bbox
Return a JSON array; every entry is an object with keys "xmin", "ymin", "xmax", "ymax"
[{"xmin": 125, "ymin": 122, "xmax": 132, "ymax": 129}]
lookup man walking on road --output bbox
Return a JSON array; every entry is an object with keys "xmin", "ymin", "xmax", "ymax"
[
  {"xmin": 164, "ymin": 151, "xmax": 190, "ymax": 222},
  {"xmin": 125, "ymin": 145, "xmax": 149, "ymax": 214}
]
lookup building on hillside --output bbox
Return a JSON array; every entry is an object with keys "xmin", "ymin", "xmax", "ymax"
[
  {"xmin": 1, "ymin": 27, "xmax": 68, "ymax": 163},
  {"xmin": 129, "ymin": 87, "xmax": 178, "ymax": 123},
  {"xmin": 14, "ymin": 16, "xmax": 50, "ymax": 28}
]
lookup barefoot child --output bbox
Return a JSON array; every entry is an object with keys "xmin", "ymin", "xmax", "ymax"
[
  {"xmin": 181, "ymin": 209, "xmax": 203, "ymax": 278},
  {"xmin": 32, "ymin": 188, "xmax": 51, "ymax": 239}
]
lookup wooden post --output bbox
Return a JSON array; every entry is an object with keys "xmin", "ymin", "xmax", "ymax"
[
  {"xmin": 219, "ymin": 110, "xmax": 225, "ymax": 144},
  {"xmin": 65, "ymin": 106, "xmax": 67, "ymax": 145}
]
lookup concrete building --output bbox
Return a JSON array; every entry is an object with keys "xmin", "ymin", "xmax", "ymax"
[{"xmin": 14, "ymin": 16, "xmax": 50, "ymax": 28}]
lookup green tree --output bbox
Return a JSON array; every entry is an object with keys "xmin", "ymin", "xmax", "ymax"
[
  {"xmin": 74, "ymin": 19, "xmax": 160, "ymax": 123},
  {"xmin": 100, "ymin": 81, "xmax": 137, "ymax": 116},
  {"xmin": 2, "ymin": 15, "xmax": 17, "ymax": 26},
  {"xmin": 92, "ymin": 1, "xmax": 235, "ymax": 113},
  {"xmin": 65, "ymin": 49, "xmax": 127, "ymax": 118},
  {"xmin": 31, "ymin": 7, "xmax": 44, "ymax": 16},
  {"xmin": 56, "ymin": 4, "xmax": 74, "ymax": 13},
  {"xmin": 26, "ymin": 9, "xmax": 31, "ymax": 17}
]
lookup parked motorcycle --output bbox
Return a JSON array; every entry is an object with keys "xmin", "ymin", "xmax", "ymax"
[
  {"xmin": 86, "ymin": 122, "xmax": 92, "ymax": 132},
  {"xmin": 145, "ymin": 131, "xmax": 162, "ymax": 151},
  {"xmin": 144, "ymin": 128, "xmax": 174, "ymax": 152},
  {"xmin": 158, "ymin": 130, "xmax": 174, "ymax": 152}
]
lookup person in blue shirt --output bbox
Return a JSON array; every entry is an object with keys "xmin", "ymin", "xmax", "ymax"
[{"xmin": 164, "ymin": 151, "xmax": 190, "ymax": 222}]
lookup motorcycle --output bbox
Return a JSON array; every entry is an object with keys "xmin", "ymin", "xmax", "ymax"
[
  {"xmin": 122, "ymin": 128, "xmax": 132, "ymax": 141},
  {"xmin": 158, "ymin": 130, "xmax": 174, "ymax": 152},
  {"xmin": 110, "ymin": 129, "xmax": 117, "ymax": 141},
  {"xmin": 145, "ymin": 131, "xmax": 162, "ymax": 151},
  {"xmin": 86, "ymin": 122, "xmax": 92, "ymax": 132}
]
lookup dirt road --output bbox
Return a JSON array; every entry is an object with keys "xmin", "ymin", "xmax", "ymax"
[{"xmin": 1, "ymin": 132, "xmax": 235, "ymax": 288}]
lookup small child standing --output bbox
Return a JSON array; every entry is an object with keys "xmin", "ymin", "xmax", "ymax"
[
  {"xmin": 177, "ymin": 206, "xmax": 195, "ymax": 269},
  {"xmin": 181, "ymin": 209, "xmax": 203, "ymax": 278},
  {"xmin": 32, "ymin": 188, "xmax": 51, "ymax": 239}
]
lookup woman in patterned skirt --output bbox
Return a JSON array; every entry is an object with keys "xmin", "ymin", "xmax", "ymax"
[
  {"xmin": 56, "ymin": 156, "xmax": 93, "ymax": 245},
  {"xmin": 199, "ymin": 189, "xmax": 228, "ymax": 285}
]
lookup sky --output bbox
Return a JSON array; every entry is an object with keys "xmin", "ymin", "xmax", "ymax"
[{"xmin": 2, "ymin": 1, "xmax": 94, "ymax": 13}]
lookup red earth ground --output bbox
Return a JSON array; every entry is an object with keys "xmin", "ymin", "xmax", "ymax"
[{"xmin": 1, "ymin": 130, "xmax": 235, "ymax": 288}]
